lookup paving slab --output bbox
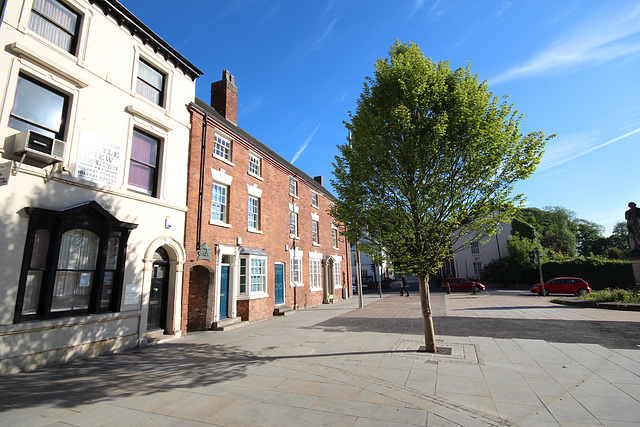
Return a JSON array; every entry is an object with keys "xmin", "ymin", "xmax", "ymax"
[{"xmin": 1, "ymin": 289, "xmax": 639, "ymax": 426}]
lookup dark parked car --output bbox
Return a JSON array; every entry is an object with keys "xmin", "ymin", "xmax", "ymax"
[
  {"xmin": 441, "ymin": 277, "xmax": 486, "ymax": 292},
  {"xmin": 531, "ymin": 277, "xmax": 591, "ymax": 296}
]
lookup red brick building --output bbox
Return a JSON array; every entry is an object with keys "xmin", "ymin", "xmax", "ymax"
[{"xmin": 183, "ymin": 71, "xmax": 351, "ymax": 332}]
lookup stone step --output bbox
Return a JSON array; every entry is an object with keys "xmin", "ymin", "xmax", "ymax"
[
  {"xmin": 273, "ymin": 305, "xmax": 295, "ymax": 316},
  {"xmin": 212, "ymin": 317, "xmax": 244, "ymax": 331}
]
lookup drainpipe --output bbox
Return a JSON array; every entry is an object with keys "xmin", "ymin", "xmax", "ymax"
[{"xmin": 196, "ymin": 114, "xmax": 207, "ymax": 250}]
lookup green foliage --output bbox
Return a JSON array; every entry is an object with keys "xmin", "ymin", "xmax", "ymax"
[
  {"xmin": 580, "ymin": 288, "xmax": 640, "ymax": 303},
  {"xmin": 575, "ymin": 219, "xmax": 605, "ymax": 257},
  {"xmin": 608, "ymin": 247, "xmax": 625, "ymax": 259},
  {"xmin": 331, "ymin": 41, "xmax": 552, "ymax": 277},
  {"xmin": 542, "ymin": 258, "xmax": 634, "ymax": 290},
  {"xmin": 515, "ymin": 207, "xmax": 577, "ymax": 256},
  {"xmin": 480, "ymin": 256, "xmax": 538, "ymax": 285},
  {"xmin": 511, "ymin": 218, "xmax": 536, "ymax": 240}
]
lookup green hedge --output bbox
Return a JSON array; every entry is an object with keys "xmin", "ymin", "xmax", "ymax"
[
  {"xmin": 481, "ymin": 257, "xmax": 635, "ymax": 289},
  {"xmin": 541, "ymin": 259, "xmax": 635, "ymax": 290}
]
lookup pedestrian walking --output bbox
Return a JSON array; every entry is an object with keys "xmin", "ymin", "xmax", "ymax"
[{"xmin": 400, "ymin": 274, "xmax": 410, "ymax": 297}]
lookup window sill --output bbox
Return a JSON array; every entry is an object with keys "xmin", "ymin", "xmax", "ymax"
[
  {"xmin": 125, "ymin": 105, "xmax": 173, "ymax": 132},
  {"xmin": 237, "ymin": 292, "xmax": 269, "ymax": 300},
  {"xmin": 248, "ymin": 228, "xmax": 263, "ymax": 234},
  {"xmin": 209, "ymin": 219, "xmax": 231, "ymax": 228},
  {"xmin": 213, "ymin": 154, "xmax": 234, "ymax": 167},
  {"xmin": 310, "ymin": 287, "xmax": 322, "ymax": 292},
  {"xmin": 7, "ymin": 311, "xmax": 141, "ymax": 332},
  {"xmin": 312, "ymin": 242, "xmax": 321, "ymax": 247},
  {"xmin": 289, "ymin": 235, "xmax": 300, "ymax": 240},
  {"xmin": 248, "ymin": 172, "xmax": 263, "ymax": 181},
  {"xmin": 290, "ymin": 282, "xmax": 305, "ymax": 287},
  {"xmin": 332, "ymin": 247, "xmax": 339, "ymax": 251},
  {"xmin": 10, "ymin": 42, "xmax": 89, "ymax": 88}
]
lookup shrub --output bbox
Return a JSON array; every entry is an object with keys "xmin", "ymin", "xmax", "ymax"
[{"xmin": 580, "ymin": 288, "xmax": 640, "ymax": 303}]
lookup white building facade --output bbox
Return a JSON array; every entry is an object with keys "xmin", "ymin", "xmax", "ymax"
[
  {"xmin": 448, "ymin": 221, "xmax": 512, "ymax": 281},
  {"xmin": 0, "ymin": 0, "xmax": 201, "ymax": 373}
]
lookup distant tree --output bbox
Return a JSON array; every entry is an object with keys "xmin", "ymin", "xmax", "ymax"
[
  {"xmin": 331, "ymin": 41, "xmax": 552, "ymax": 352},
  {"xmin": 609, "ymin": 221, "xmax": 629, "ymax": 253},
  {"xmin": 515, "ymin": 207, "xmax": 577, "ymax": 257},
  {"xmin": 575, "ymin": 219, "xmax": 605, "ymax": 257}
]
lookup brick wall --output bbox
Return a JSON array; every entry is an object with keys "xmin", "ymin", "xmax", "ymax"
[{"xmin": 181, "ymin": 101, "xmax": 351, "ymax": 334}]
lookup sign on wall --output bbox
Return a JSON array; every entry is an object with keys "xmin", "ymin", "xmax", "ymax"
[
  {"xmin": 75, "ymin": 129, "xmax": 121, "ymax": 186},
  {"xmin": 0, "ymin": 162, "xmax": 11, "ymax": 186},
  {"xmin": 124, "ymin": 283, "xmax": 141, "ymax": 306}
]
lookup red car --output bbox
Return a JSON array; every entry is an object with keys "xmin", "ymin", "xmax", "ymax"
[
  {"xmin": 441, "ymin": 277, "xmax": 486, "ymax": 292},
  {"xmin": 531, "ymin": 277, "xmax": 591, "ymax": 296}
]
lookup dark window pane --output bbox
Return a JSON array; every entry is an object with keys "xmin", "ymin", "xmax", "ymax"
[{"xmin": 10, "ymin": 75, "xmax": 67, "ymax": 138}]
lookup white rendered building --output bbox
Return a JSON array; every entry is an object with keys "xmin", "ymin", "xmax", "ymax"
[
  {"xmin": 0, "ymin": 0, "xmax": 201, "ymax": 372},
  {"xmin": 448, "ymin": 221, "xmax": 512, "ymax": 281}
]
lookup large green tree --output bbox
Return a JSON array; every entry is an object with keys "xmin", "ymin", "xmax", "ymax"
[{"xmin": 331, "ymin": 41, "xmax": 552, "ymax": 352}]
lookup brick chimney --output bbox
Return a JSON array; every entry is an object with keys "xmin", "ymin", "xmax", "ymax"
[
  {"xmin": 210, "ymin": 70, "xmax": 237, "ymax": 124},
  {"xmin": 314, "ymin": 176, "xmax": 323, "ymax": 186}
]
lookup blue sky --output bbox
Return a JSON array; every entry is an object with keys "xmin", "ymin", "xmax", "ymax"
[{"xmin": 124, "ymin": 0, "xmax": 640, "ymax": 235}]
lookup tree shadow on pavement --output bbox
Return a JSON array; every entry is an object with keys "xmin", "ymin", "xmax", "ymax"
[{"xmin": 0, "ymin": 342, "xmax": 267, "ymax": 412}]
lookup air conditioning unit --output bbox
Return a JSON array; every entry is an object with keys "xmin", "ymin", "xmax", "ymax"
[{"xmin": 13, "ymin": 130, "xmax": 66, "ymax": 164}]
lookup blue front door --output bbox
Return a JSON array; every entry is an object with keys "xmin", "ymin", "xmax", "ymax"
[
  {"xmin": 274, "ymin": 264, "xmax": 284, "ymax": 305},
  {"xmin": 220, "ymin": 265, "xmax": 229, "ymax": 319}
]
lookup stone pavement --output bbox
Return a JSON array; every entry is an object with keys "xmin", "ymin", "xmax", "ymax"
[{"xmin": 1, "ymin": 290, "xmax": 640, "ymax": 426}]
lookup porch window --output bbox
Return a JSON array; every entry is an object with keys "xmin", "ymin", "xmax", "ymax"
[{"xmin": 14, "ymin": 202, "xmax": 136, "ymax": 322}]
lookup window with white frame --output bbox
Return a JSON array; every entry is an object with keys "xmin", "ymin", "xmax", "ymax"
[
  {"xmin": 214, "ymin": 134, "xmax": 231, "ymax": 161},
  {"xmin": 289, "ymin": 177, "xmax": 297, "ymax": 197},
  {"xmin": 248, "ymin": 196, "xmax": 259, "ymax": 230},
  {"xmin": 332, "ymin": 227, "xmax": 338, "ymax": 249},
  {"xmin": 310, "ymin": 258, "xmax": 322, "ymax": 291},
  {"xmin": 128, "ymin": 128, "xmax": 160, "ymax": 197},
  {"xmin": 290, "ymin": 254, "xmax": 303, "ymax": 286},
  {"xmin": 311, "ymin": 193, "xmax": 318, "ymax": 207},
  {"xmin": 471, "ymin": 242, "xmax": 480, "ymax": 254},
  {"xmin": 250, "ymin": 258, "xmax": 266, "ymax": 292},
  {"xmin": 289, "ymin": 212, "xmax": 298, "ymax": 237},
  {"xmin": 333, "ymin": 261, "xmax": 341, "ymax": 288},
  {"xmin": 239, "ymin": 255, "xmax": 267, "ymax": 296},
  {"xmin": 9, "ymin": 74, "xmax": 70, "ymax": 140},
  {"xmin": 211, "ymin": 183, "xmax": 228, "ymax": 223},
  {"xmin": 29, "ymin": 0, "xmax": 80, "ymax": 54},
  {"xmin": 248, "ymin": 153, "xmax": 261, "ymax": 177},
  {"xmin": 136, "ymin": 59, "xmax": 165, "ymax": 106},
  {"xmin": 312, "ymin": 220, "xmax": 319, "ymax": 244}
]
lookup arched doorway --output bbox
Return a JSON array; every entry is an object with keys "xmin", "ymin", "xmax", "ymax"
[
  {"xmin": 188, "ymin": 265, "xmax": 211, "ymax": 331},
  {"xmin": 324, "ymin": 257, "xmax": 335, "ymax": 303},
  {"xmin": 148, "ymin": 247, "xmax": 169, "ymax": 332}
]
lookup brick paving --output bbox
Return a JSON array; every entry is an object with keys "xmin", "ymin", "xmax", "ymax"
[{"xmin": 345, "ymin": 287, "xmax": 640, "ymax": 322}]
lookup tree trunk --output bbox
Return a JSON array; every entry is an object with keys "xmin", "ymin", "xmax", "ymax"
[{"xmin": 418, "ymin": 274, "xmax": 437, "ymax": 353}]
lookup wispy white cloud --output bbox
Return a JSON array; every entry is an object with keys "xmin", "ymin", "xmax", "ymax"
[
  {"xmin": 494, "ymin": 1, "xmax": 511, "ymax": 18},
  {"xmin": 291, "ymin": 123, "xmax": 321, "ymax": 164},
  {"xmin": 239, "ymin": 93, "xmax": 266, "ymax": 117},
  {"xmin": 540, "ymin": 127, "xmax": 640, "ymax": 171},
  {"xmin": 408, "ymin": 0, "xmax": 425, "ymax": 18},
  {"xmin": 492, "ymin": 4, "xmax": 640, "ymax": 84},
  {"xmin": 307, "ymin": 18, "xmax": 339, "ymax": 53}
]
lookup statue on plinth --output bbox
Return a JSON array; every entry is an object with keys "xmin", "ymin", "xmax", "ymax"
[{"xmin": 625, "ymin": 202, "xmax": 640, "ymax": 253}]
